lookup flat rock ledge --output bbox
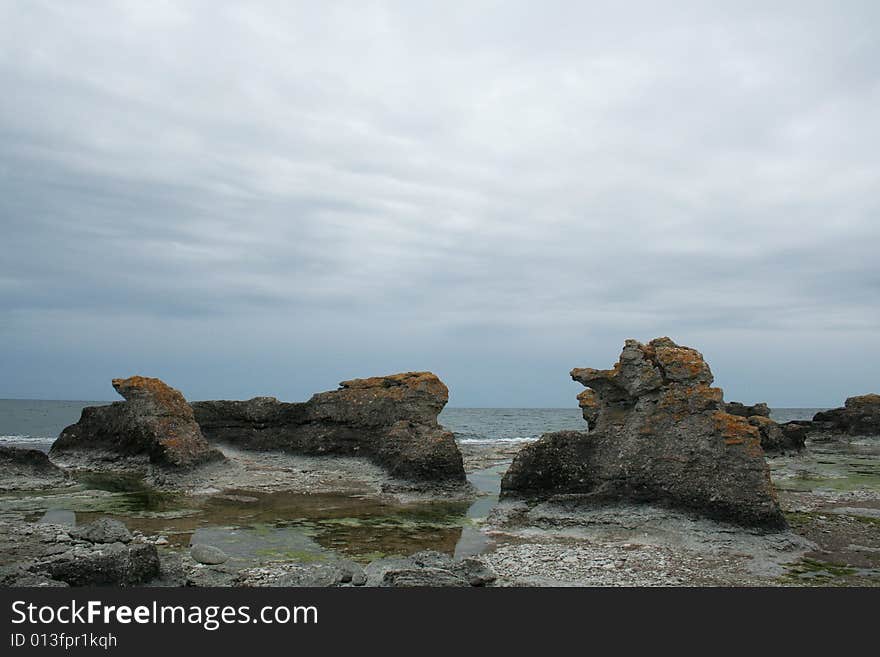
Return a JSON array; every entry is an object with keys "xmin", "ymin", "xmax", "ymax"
[
  {"xmin": 501, "ymin": 337, "xmax": 787, "ymax": 530},
  {"xmin": 0, "ymin": 445, "xmax": 70, "ymax": 491},
  {"xmin": 191, "ymin": 372, "xmax": 466, "ymax": 484}
]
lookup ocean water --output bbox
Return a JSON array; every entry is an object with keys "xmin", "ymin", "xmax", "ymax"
[{"xmin": 0, "ymin": 399, "xmax": 827, "ymax": 452}]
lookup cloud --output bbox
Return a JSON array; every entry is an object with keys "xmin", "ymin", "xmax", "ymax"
[{"xmin": 1, "ymin": 1, "xmax": 878, "ymax": 406}]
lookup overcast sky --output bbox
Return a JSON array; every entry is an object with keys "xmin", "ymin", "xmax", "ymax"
[{"xmin": 1, "ymin": 1, "xmax": 878, "ymax": 407}]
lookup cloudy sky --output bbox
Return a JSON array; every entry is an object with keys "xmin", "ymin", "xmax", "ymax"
[{"xmin": 1, "ymin": 1, "xmax": 878, "ymax": 406}]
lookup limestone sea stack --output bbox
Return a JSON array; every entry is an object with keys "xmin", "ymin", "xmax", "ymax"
[
  {"xmin": 192, "ymin": 372, "xmax": 465, "ymax": 483},
  {"xmin": 501, "ymin": 338, "xmax": 787, "ymax": 530},
  {"xmin": 51, "ymin": 376, "xmax": 224, "ymax": 468},
  {"xmin": 812, "ymin": 394, "xmax": 880, "ymax": 436}
]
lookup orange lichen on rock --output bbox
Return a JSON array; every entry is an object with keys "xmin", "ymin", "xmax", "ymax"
[
  {"xmin": 339, "ymin": 372, "xmax": 448, "ymax": 402},
  {"xmin": 504, "ymin": 336, "xmax": 786, "ymax": 529},
  {"xmin": 53, "ymin": 376, "xmax": 223, "ymax": 469},
  {"xmin": 111, "ymin": 376, "xmax": 195, "ymax": 418},
  {"xmin": 712, "ymin": 411, "xmax": 759, "ymax": 440}
]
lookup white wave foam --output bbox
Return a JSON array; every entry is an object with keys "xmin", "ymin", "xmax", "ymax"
[
  {"xmin": 456, "ymin": 436, "xmax": 539, "ymax": 445},
  {"xmin": 0, "ymin": 435, "xmax": 54, "ymax": 444}
]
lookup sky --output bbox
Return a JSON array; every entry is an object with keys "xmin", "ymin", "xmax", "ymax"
[{"xmin": 1, "ymin": 1, "xmax": 878, "ymax": 407}]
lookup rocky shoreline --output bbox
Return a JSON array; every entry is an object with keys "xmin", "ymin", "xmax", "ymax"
[
  {"xmin": 2, "ymin": 341, "xmax": 879, "ymax": 587},
  {"xmin": 2, "ymin": 431, "xmax": 879, "ymax": 586}
]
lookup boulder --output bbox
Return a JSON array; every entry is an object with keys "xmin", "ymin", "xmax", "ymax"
[
  {"xmin": 192, "ymin": 372, "xmax": 465, "ymax": 483},
  {"xmin": 51, "ymin": 376, "xmax": 225, "ymax": 468},
  {"xmin": 812, "ymin": 394, "xmax": 880, "ymax": 436},
  {"xmin": 0, "ymin": 446, "xmax": 69, "ymax": 490},
  {"xmin": 501, "ymin": 337, "xmax": 786, "ymax": 530},
  {"xmin": 70, "ymin": 518, "xmax": 132, "ymax": 544},
  {"xmin": 190, "ymin": 543, "xmax": 229, "ymax": 565},
  {"xmin": 31, "ymin": 543, "xmax": 160, "ymax": 586}
]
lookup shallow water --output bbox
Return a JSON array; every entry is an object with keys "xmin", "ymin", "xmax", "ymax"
[
  {"xmin": 770, "ymin": 436, "xmax": 880, "ymax": 494},
  {"xmin": 3, "ymin": 401, "xmax": 874, "ymax": 577},
  {"xmin": 1, "ymin": 466, "xmax": 503, "ymax": 566}
]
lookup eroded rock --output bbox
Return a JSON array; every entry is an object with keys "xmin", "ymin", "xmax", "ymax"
[
  {"xmin": 31, "ymin": 543, "xmax": 160, "ymax": 586},
  {"xmin": 0, "ymin": 446, "xmax": 69, "ymax": 491},
  {"xmin": 812, "ymin": 394, "xmax": 880, "ymax": 436},
  {"xmin": 725, "ymin": 401, "xmax": 771, "ymax": 418},
  {"xmin": 51, "ymin": 376, "xmax": 225, "ymax": 468},
  {"xmin": 501, "ymin": 337, "xmax": 787, "ymax": 529},
  {"xmin": 191, "ymin": 372, "xmax": 465, "ymax": 483},
  {"xmin": 748, "ymin": 415, "xmax": 805, "ymax": 453},
  {"xmin": 70, "ymin": 518, "xmax": 132, "ymax": 544}
]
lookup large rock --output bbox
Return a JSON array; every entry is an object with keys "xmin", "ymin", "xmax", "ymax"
[
  {"xmin": 812, "ymin": 394, "xmax": 880, "ymax": 436},
  {"xmin": 0, "ymin": 446, "xmax": 69, "ymax": 490},
  {"xmin": 51, "ymin": 376, "xmax": 224, "ymax": 468},
  {"xmin": 192, "ymin": 372, "xmax": 465, "ymax": 483},
  {"xmin": 70, "ymin": 518, "xmax": 132, "ymax": 544},
  {"xmin": 501, "ymin": 338, "xmax": 786, "ymax": 529},
  {"xmin": 721, "ymin": 401, "xmax": 804, "ymax": 452},
  {"xmin": 31, "ymin": 543, "xmax": 160, "ymax": 586}
]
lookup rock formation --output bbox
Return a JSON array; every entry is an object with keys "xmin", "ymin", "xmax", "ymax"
[
  {"xmin": 747, "ymin": 416, "xmax": 806, "ymax": 453},
  {"xmin": 501, "ymin": 337, "xmax": 787, "ymax": 529},
  {"xmin": 724, "ymin": 401, "xmax": 770, "ymax": 418},
  {"xmin": 51, "ymin": 376, "xmax": 224, "ymax": 468},
  {"xmin": 812, "ymin": 394, "xmax": 880, "ymax": 436},
  {"xmin": 722, "ymin": 401, "xmax": 804, "ymax": 453},
  {"xmin": 192, "ymin": 372, "xmax": 465, "ymax": 483},
  {"xmin": 0, "ymin": 446, "xmax": 69, "ymax": 490}
]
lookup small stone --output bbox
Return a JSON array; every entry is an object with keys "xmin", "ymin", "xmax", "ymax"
[{"xmin": 190, "ymin": 544, "xmax": 228, "ymax": 565}]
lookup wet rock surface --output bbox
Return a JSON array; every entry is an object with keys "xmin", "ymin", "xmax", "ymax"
[
  {"xmin": 192, "ymin": 372, "xmax": 465, "ymax": 483},
  {"xmin": 502, "ymin": 338, "xmax": 786, "ymax": 529},
  {"xmin": 0, "ymin": 446, "xmax": 69, "ymax": 491},
  {"xmin": 51, "ymin": 376, "xmax": 224, "ymax": 469}
]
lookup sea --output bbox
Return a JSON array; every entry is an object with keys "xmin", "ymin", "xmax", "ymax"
[{"xmin": 0, "ymin": 399, "xmax": 827, "ymax": 452}]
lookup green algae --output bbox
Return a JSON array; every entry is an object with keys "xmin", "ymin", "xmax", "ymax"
[
  {"xmin": 2, "ymin": 466, "xmax": 504, "ymax": 567},
  {"xmin": 783, "ymin": 558, "xmax": 857, "ymax": 582}
]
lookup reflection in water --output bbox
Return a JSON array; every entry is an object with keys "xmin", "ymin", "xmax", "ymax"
[{"xmin": 3, "ymin": 466, "xmax": 505, "ymax": 566}]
